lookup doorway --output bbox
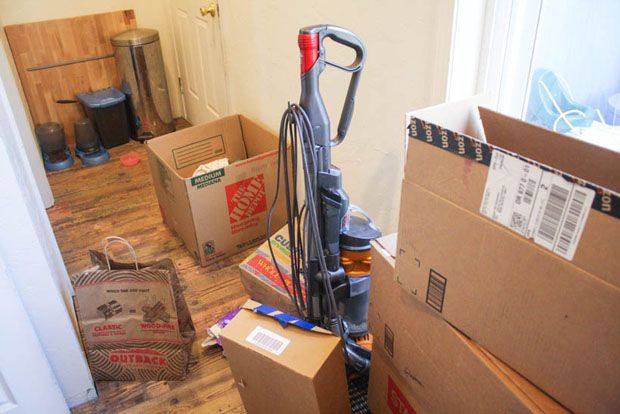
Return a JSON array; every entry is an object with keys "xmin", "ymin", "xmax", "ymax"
[{"xmin": 170, "ymin": 0, "xmax": 230, "ymax": 124}]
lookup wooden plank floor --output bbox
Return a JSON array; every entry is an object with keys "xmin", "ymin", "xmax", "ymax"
[{"xmin": 47, "ymin": 119, "xmax": 249, "ymax": 413}]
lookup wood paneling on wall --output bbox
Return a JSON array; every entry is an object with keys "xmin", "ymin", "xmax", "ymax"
[{"xmin": 5, "ymin": 10, "xmax": 136, "ymax": 148}]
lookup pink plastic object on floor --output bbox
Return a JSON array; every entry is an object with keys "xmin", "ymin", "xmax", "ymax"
[{"xmin": 120, "ymin": 152, "xmax": 140, "ymax": 166}]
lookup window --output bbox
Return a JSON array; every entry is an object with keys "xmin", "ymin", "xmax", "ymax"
[{"xmin": 481, "ymin": 0, "xmax": 620, "ymax": 152}]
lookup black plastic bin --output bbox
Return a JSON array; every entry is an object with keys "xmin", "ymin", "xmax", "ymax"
[{"xmin": 77, "ymin": 88, "xmax": 131, "ymax": 149}]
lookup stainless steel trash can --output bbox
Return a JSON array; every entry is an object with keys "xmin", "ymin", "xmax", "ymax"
[{"xmin": 112, "ymin": 28, "xmax": 175, "ymax": 140}]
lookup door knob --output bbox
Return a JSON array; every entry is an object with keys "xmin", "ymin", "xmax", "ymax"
[{"xmin": 200, "ymin": 4, "xmax": 217, "ymax": 17}]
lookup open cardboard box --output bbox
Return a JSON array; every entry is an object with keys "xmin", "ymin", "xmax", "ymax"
[
  {"xmin": 396, "ymin": 98, "xmax": 620, "ymax": 413},
  {"xmin": 146, "ymin": 115, "xmax": 288, "ymax": 265}
]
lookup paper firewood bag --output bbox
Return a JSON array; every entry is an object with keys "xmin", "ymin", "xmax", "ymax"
[{"xmin": 72, "ymin": 237, "xmax": 195, "ymax": 381}]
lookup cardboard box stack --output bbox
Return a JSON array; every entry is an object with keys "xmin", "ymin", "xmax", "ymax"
[
  {"xmin": 372, "ymin": 98, "xmax": 620, "ymax": 413},
  {"xmin": 368, "ymin": 234, "xmax": 567, "ymax": 413},
  {"xmin": 146, "ymin": 115, "xmax": 288, "ymax": 266}
]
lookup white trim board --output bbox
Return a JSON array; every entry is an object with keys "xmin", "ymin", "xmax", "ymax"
[{"xmin": 0, "ymin": 24, "xmax": 96, "ymax": 409}]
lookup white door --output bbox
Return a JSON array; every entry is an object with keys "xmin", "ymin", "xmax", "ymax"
[
  {"xmin": 171, "ymin": 0, "xmax": 230, "ymax": 124},
  {"xmin": 0, "ymin": 257, "xmax": 69, "ymax": 414}
]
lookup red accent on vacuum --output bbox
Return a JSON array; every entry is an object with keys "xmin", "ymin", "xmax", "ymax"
[{"xmin": 298, "ymin": 33, "xmax": 319, "ymax": 74}]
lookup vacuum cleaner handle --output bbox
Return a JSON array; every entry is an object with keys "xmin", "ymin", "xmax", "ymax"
[
  {"xmin": 321, "ymin": 26, "xmax": 366, "ymax": 145},
  {"xmin": 298, "ymin": 25, "xmax": 366, "ymax": 146}
]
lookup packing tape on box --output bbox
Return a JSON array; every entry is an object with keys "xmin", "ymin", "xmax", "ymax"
[{"xmin": 242, "ymin": 300, "xmax": 331, "ymax": 334}]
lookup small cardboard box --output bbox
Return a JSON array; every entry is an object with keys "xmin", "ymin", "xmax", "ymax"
[
  {"xmin": 368, "ymin": 234, "xmax": 567, "ymax": 414},
  {"xmin": 238, "ymin": 225, "xmax": 302, "ymax": 316},
  {"xmin": 397, "ymin": 99, "xmax": 620, "ymax": 413},
  {"xmin": 146, "ymin": 115, "xmax": 287, "ymax": 266},
  {"xmin": 220, "ymin": 300, "xmax": 349, "ymax": 414}
]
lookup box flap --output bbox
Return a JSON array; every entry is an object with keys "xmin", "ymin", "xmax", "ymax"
[
  {"xmin": 407, "ymin": 97, "xmax": 488, "ymax": 141},
  {"xmin": 479, "ymin": 107, "xmax": 620, "ymax": 193},
  {"xmin": 375, "ymin": 233, "xmax": 397, "ymax": 259},
  {"xmin": 239, "ymin": 115, "xmax": 279, "ymax": 158},
  {"xmin": 407, "ymin": 104, "xmax": 620, "ymax": 224},
  {"xmin": 146, "ymin": 115, "xmax": 248, "ymax": 179}
]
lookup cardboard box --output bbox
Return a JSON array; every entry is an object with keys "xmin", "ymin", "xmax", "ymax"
[
  {"xmin": 238, "ymin": 225, "xmax": 302, "ymax": 315},
  {"xmin": 368, "ymin": 234, "xmax": 567, "ymax": 414},
  {"xmin": 220, "ymin": 300, "xmax": 349, "ymax": 414},
  {"xmin": 368, "ymin": 345, "xmax": 419, "ymax": 414},
  {"xmin": 396, "ymin": 99, "xmax": 620, "ymax": 413},
  {"xmin": 146, "ymin": 115, "xmax": 287, "ymax": 266}
]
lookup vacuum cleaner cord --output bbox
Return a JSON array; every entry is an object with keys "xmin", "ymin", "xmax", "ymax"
[{"xmin": 268, "ymin": 103, "xmax": 369, "ymax": 372}]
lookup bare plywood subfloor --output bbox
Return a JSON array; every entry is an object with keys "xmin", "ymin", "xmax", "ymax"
[{"xmin": 47, "ymin": 119, "xmax": 249, "ymax": 413}]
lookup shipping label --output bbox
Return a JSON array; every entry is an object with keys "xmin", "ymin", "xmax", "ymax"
[
  {"xmin": 481, "ymin": 151, "xmax": 594, "ymax": 260},
  {"xmin": 245, "ymin": 326, "xmax": 290, "ymax": 356}
]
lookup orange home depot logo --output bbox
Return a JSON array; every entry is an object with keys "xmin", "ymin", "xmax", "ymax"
[
  {"xmin": 109, "ymin": 349, "xmax": 167, "ymax": 369},
  {"xmin": 225, "ymin": 174, "xmax": 267, "ymax": 224},
  {"xmin": 388, "ymin": 375, "xmax": 416, "ymax": 414}
]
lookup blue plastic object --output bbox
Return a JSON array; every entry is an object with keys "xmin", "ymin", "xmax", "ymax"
[
  {"xmin": 76, "ymin": 88, "xmax": 131, "ymax": 148},
  {"xmin": 75, "ymin": 144, "xmax": 110, "ymax": 167},
  {"xmin": 526, "ymin": 69, "xmax": 598, "ymax": 133},
  {"xmin": 43, "ymin": 147, "xmax": 74, "ymax": 172},
  {"xmin": 76, "ymin": 88, "xmax": 126, "ymax": 109}
]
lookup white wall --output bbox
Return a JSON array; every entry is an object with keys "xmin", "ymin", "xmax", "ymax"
[
  {"xmin": 0, "ymin": 0, "xmax": 184, "ymax": 118},
  {"xmin": 0, "ymin": 24, "xmax": 53, "ymax": 207},
  {"xmin": 0, "ymin": 17, "xmax": 95, "ymax": 407},
  {"xmin": 218, "ymin": 0, "xmax": 455, "ymax": 233}
]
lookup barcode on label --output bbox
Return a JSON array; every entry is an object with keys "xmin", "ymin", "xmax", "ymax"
[
  {"xmin": 481, "ymin": 151, "xmax": 595, "ymax": 261},
  {"xmin": 426, "ymin": 270, "xmax": 447, "ymax": 313},
  {"xmin": 537, "ymin": 184, "xmax": 569, "ymax": 244},
  {"xmin": 510, "ymin": 212, "xmax": 526, "ymax": 231},
  {"xmin": 245, "ymin": 326, "xmax": 290, "ymax": 356},
  {"xmin": 556, "ymin": 189, "xmax": 588, "ymax": 256},
  {"xmin": 524, "ymin": 178, "xmax": 537, "ymax": 205}
]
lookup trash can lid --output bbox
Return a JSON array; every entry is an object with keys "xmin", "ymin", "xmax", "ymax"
[
  {"xmin": 76, "ymin": 88, "xmax": 126, "ymax": 108},
  {"xmin": 111, "ymin": 28, "xmax": 159, "ymax": 47}
]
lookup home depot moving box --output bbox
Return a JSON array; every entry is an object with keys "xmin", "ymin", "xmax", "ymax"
[
  {"xmin": 368, "ymin": 234, "xmax": 567, "ymax": 414},
  {"xmin": 238, "ymin": 225, "xmax": 302, "ymax": 315},
  {"xmin": 396, "ymin": 99, "xmax": 620, "ymax": 413},
  {"xmin": 220, "ymin": 300, "xmax": 349, "ymax": 414},
  {"xmin": 146, "ymin": 115, "xmax": 287, "ymax": 266}
]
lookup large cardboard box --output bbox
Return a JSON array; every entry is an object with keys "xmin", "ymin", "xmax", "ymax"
[
  {"xmin": 368, "ymin": 234, "xmax": 567, "ymax": 414},
  {"xmin": 238, "ymin": 225, "xmax": 302, "ymax": 316},
  {"xmin": 396, "ymin": 99, "xmax": 620, "ymax": 413},
  {"xmin": 146, "ymin": 115, "xmax": 287, "ymax": 266},
  {"xmin": 220, "ymin": 300, "xmax": 349, "ymax": 414}
]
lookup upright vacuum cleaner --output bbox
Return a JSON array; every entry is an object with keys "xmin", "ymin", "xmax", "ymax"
[{"xmin": 268, "ymin": 25, "xmax": 380, "ymax": 373}]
